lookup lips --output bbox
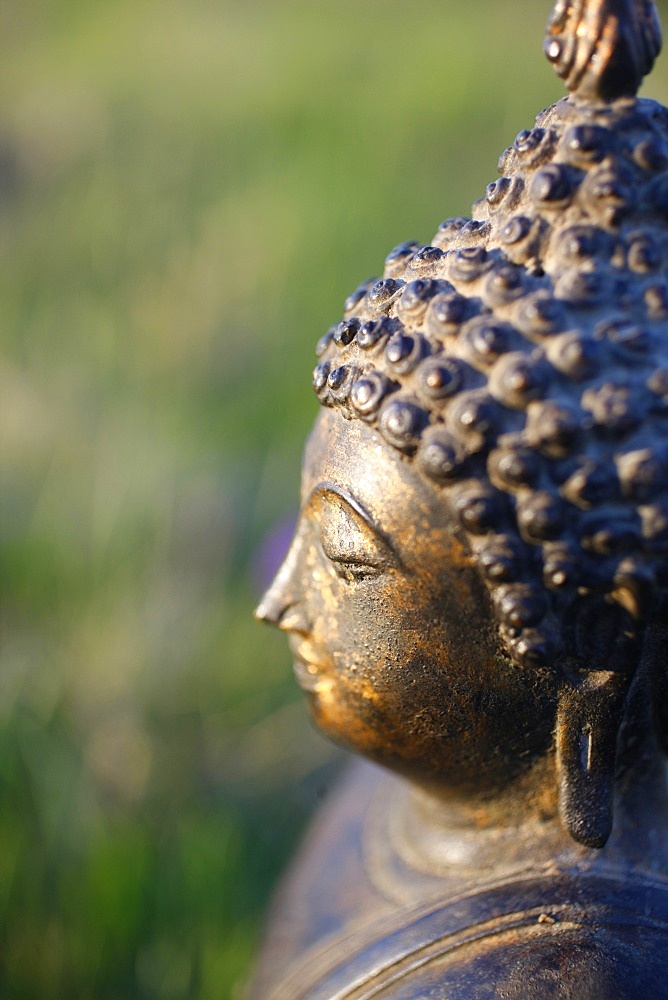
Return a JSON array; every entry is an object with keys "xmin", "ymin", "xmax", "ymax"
[
  {"xmin": 290, "ymin": 640, "xmax": 325, "ymax": 692},
  {"xmin": 292, "ymin": 658, "xmax": 322, "ymax": 692}
]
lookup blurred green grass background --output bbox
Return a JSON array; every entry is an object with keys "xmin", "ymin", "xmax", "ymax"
[{"xmin": 2, "ymin": 1, "xmax": 668, "ymax": 997}]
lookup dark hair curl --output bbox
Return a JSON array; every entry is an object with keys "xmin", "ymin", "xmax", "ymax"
[{"xmin": 313, "ymin": 95, "xmax": 668, "ymax": 727}]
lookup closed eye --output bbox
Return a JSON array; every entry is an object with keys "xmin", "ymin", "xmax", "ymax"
[
  {"xmin": 309, "ymin": 485, "xmax": 398, "ymax": 580},
  {"xmin": 329, "ymin": 560, "xmax": 385, "ymax": 582}
]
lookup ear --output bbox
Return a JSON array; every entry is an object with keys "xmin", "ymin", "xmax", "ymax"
[{"xmin": 556, "ymin": 670, "xmax": 633, "ymax": 848}]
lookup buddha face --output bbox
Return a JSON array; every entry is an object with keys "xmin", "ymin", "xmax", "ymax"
[{"xmin": 257, "ymin": 409, "xmax": 557, "ymax": 794}]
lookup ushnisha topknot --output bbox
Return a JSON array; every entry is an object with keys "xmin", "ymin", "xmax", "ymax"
[{"xmin": 312, "ymin": 93, "xmax": 668, "ymax": 675}]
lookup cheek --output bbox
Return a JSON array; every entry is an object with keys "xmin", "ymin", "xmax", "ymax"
[
  {"xmin": 303, "ymin": 573, "xmax": 501, "ymax": 774},
  {"xmin": 313, "ymin": 573, "xmax": 453, "ymax": 706},
  {"xmin": 311, "ymin": 573, "xmax": 404, "ymax": 662}
]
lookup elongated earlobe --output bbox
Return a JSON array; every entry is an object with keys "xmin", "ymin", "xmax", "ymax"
[{"xmin": 556, "ymin": 670, "xmax": 633, "ymax": 848}]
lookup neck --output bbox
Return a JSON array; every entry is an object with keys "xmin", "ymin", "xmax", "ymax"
[{"xmin": 371, "ymin": 741, "xmax": 668, "ymax": 898}]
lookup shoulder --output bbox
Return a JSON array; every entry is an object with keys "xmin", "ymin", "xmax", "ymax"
[{"xmin": 252, "ymin": 761, "xmax": 668, "ymax": 999}]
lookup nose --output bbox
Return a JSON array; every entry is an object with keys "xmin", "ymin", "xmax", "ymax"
[{"xmin": 254, "ymin": 535, "xmax": 309, "ymax": 633}]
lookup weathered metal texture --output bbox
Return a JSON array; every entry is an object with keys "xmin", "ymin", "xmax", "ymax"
[{"xmin": 254, "ymin": 2, "xmax": 668, "ymax": 996}]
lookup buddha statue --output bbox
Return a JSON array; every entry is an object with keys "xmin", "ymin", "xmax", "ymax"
[{"xmin": 254, "ymin": 2, "xmax": 668, "ymax": 996}]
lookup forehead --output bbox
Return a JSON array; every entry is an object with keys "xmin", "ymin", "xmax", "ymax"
[{"xmin": 302, "ymin": 409, "xmax": 456, "ymax": 546}]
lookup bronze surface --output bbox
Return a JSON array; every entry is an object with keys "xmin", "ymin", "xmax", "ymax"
[{"xmin": 254, "ymin": 2, "xmax": 668, "ymax": 996}]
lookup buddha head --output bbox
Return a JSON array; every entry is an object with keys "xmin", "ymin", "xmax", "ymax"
[{"xmin": 257, "ymin": 2, "xmax": 668, "ymax": 849}]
